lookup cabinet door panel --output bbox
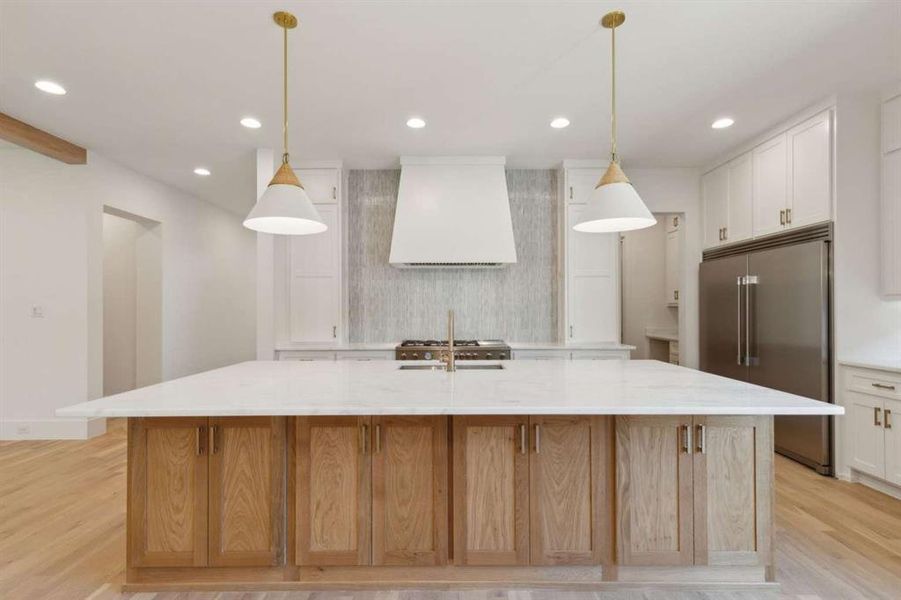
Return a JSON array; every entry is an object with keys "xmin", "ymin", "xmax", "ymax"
[
  {"xmin": 566, "ymin": 204, "xmax": 619, "ymax": 342},
  {"xmin": 372, "ymin": 416, "xmax": 448, "ymax": 565},
  {"xmin": 693, "ymin": 416, "xmax": 772, "ymax": 567},
  {"xmin": 288, "ymin": 205, "xmax": 340, "ymax": 342},
  {"xmin": 788, "ymin": 111, "xmax": 832, "ymax": 228},
  {"xmin": 295, "ymin": 416, "xmax": 370, "ymax": 565},
  {"xmin": 702, "ymin": 166, "xmax": 728, "ymax": 249},
  {"xmin": 208, "ymin": 417, "xmax": 286, "ymax": 567},
  {"xmin": 530, "ymin": 416, "xmax": 610, "ymax": 565},
  {"xmin": 616, "ymin": 416, "xmax": 693, "ymax": 566},
  {"xmin": 453, "ymin": 416, "xmax": 529, "ymax": 565},
  {"xmin": 848, "ymin": 392, "xmax": 886, "ymax": 478},
  {"xmin": 727, "ymin": 153, "xmax": 753, "ymax": 243},
  {"xmin": 128, "ymin": 417, "xmax": 208, "ymax": 567},
  {"xmin": 753, "ymin": 135, "xmax": 788, "ymax": 237},
  {"xmin": 296, "ymin": 168, "xmax": 339, "ymax": 204},
  {"xmin": 885, "ymin": 398, "xmax": 901, "ymax": 486},
  {"xmin": 665, "ymin": 229, "xmax": 680, "ymax": 306},
  {"xmin": 567, "ymin": 168, "xmax": 603, "ymax": 204}
]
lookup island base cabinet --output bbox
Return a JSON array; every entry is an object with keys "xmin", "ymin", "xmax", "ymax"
[
  {"xmin": 615, "ymin": 416, "xmax": 773, "ymax": 569},
  {"xmin": 372, "ymin": 416, "xmax": 449, "ymax": 566},
  {"xmin": 452, "ymin": 415, "xmax": 612, "ymax": 567},
  {"xmin": 127, "ymin": 417, "xmax": 286, "ymax": 569}
]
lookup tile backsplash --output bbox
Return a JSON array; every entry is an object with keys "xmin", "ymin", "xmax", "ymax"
[{"xmin": 347, "ymin": 169, "xmax": 558, "ymax": 342}]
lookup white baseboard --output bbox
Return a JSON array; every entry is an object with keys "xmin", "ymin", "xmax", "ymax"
[
  {"xmin": 0, "ymin": 417, "xmax": 106, "ymax": 440},
  {"xmin": 850, "ymin": 468, "xmax": 901, "ymax": 500}
]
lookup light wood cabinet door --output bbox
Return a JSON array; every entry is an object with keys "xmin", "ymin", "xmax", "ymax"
[
  {"xmin": 753, "ymin": 134, "xmax": 788, "ymax": 237},
  {"xmin": 692, "ymin": 416, "xmax": 773, "ymax": 567},
  {"xmin": 616, "ymin": 415, "xmax": 693, "ymax": 566},
  {"xmin": 295, "ymin": 416, "xmax": 371, "ymax": 566},
  {"xmin": 128, "ymin": 417, "xmax": 208, "ymax": 567},
  {"xmin": 702, "ymin": 166, "xmax": 728, "ymax": 249},
  {"xmin": 787, "ymin": 110, "xmax": 832, "ymax": 229},
  {"xmin": 453, "ymin": 416, "xmax": 529, "ymax": 565},
  {"xmin": 885, "ymin": 398, "xmax": 901, "ymax": 486},
  {"xmin": 848, "ymin": 391, "xmax": 886, "ymax": 478},
  {"xmin": 208, "ymin": 417, "xmax": 286, "ymax": 567},
  {"xmin": 372, "ymin": 416, "xmax": 448, "ymax": 565},
  {"xmin": 529, "ymin": 416, "xmax": 610, "ymax": 565}
]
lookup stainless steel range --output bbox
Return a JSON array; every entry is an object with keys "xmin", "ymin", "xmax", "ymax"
[{"xmin": 395, "ymin": 339, "xmax": 511, "ymax": 361}]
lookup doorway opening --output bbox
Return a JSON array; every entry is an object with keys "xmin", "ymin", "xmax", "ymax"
[
  {"xmin": 621, "ymin": 212, "xmax": 683, "ymax": 363},
  {"xmin": 102, "ymin": 207, "xmax": 162, "ymax": 395}
]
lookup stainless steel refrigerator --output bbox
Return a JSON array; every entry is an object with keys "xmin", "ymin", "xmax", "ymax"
[{"xmin": 700, "ymin": 224, "xmax": 833, "ymax": 474}]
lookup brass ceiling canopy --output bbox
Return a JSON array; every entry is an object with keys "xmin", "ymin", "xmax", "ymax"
[
  {"xmin": 273, "ymin": 11, "xmax": 298, "ymax": 29},
  {"xmin": 600, "ymin": 11, "xmax": 625, "ymax": 29}
]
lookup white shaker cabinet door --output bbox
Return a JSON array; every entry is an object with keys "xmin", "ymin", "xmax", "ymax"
[
  {"xmin": 882, "ymin": 150, "xmax": 901, "ymax": 296},
  {"xmin": 665, "ymin": 229, "xmax": 680, "ymax": 306},
  {"xmin": 566, "ymin": 204, "xmax": 618, "ymax": 342},
  {"xmin": 288, "ymin": 205, "xmax": 341, "ymax": 342},
  {"xmin": 883, "ymin": 94, "xmax": 901, "ymax": 154},
  {"xmin": 787, "ymin": 111, "xmax": 832, "ymax": 229},
  {"xmin": 297, "ymin": 168, "xmax": 339, "ymax": 204},
  {"xmin": 753, "ymin": 134, "xmax": 788, "ymax": 238},
  {"xmin": 566, "ymin": 168, "xmax": 603, "ymax": 204},
  {"xmin": 885, "ymin": 398, "xmax": 901, "ymax": 487},
  {"xmin": 726, "ymin": 152, "xmax": 753, "ymax": 244},
  {"xmin": 847, "ymin": 391, "xmax": 885, "ymax": 479},
  {"xmin": 702, "ymin": 166, "xmax": 728, "ymax": 249}
]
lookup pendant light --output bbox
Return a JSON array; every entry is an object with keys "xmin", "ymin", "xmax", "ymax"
[
  {"xmin": 244, "ymin": 11, "xmax": 327, "ymax": 235},
  {"xmin": 573, "ymin": 11, "xmax": 656, "ymax": 233}
]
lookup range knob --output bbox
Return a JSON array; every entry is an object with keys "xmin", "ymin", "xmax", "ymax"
[
  {"xmin": 400, "ymin": 352, "xmax": 407, "ymax": 359},
  {"xmin": 424, "ymin": 351, "xmax": 433, "ymax": 360}
]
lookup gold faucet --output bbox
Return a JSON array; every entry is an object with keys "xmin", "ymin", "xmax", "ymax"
[{"xmin": 440, "ymin": 310, "xmax": 456, "ymax": 372}]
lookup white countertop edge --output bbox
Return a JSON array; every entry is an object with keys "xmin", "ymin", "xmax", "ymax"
[
  {"xmin": 838, "ymin": 358, "xmax": 901, "ymax": 374},
  {"xmin": 275, "ymin": 342, "xmax": 636, "ymax": 351}
]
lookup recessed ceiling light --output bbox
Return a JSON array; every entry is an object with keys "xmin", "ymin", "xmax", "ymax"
[
  {"xmin": 35, "ymin": 80, "xmax": 66, "ymax": 95},
  {"xmin": 711, "ymin": 117, "xmax": 735, "ymax": 129},
  {"xmin": 550, "ymin": 117, "xmax": 570, "ymax": 129},
  {"xmin": 193, "ymin": 167, "xmax": 211, "ymax": 176},
  {"xmin": 240, "ymin": 117, "xmax": 262, "ymax": 129},
  {"xmin": 406, "ymin": 117, "xmax": 426, "ymax": 129}
]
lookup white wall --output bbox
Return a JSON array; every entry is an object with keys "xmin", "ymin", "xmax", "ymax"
[
  {"xmin": 0, "ymin": 147, "xmax": 256, "ymax": 439},
  {"xmin": 102, "ymin": 212, "xmax": 138, "ymax": 395},
  {"xmin": 627, "ymin": 168, "xmax": 702, "ymax": 368}
]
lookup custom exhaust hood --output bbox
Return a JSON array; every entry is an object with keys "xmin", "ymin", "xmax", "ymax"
[{"xmin": 389, "ymin": 156, "xmax": 517, "ymax": 268}]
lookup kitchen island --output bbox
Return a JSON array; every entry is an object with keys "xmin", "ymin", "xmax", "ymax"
[{"xmin": 58, "ymin": 359, "xmax": 842, "ymax": 592}]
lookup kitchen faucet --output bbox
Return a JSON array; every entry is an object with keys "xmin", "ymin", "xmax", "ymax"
[{"xmin": 440, "ymin": 310, "xmax": 456, "ymax": 372}]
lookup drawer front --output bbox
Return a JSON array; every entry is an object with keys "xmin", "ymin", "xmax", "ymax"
[
  {"xmin": 512, "ymin": 350, "xmax": 569, "ymax": 360},
  {"xmin": 335, "ymin": 351, "xmax": 394, "ymax": 361},
  {"xmin": 846, "ymin": 368, "xmax": 901, "ymax": 400},
  {"xmin": 278, "ymin": 351, "xmax": 337, "ymax": 361},
  {"xmin": 570, "ymin": 350, "xmax": 629, "ymax": 360}
]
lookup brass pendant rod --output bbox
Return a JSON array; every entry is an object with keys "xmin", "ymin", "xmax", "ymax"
[
  {"xmin": 610, "ymin": 23, "xmax": 617, "ymax": 164},
  {"xmin": 282, "ymin": 22, "xmax": 289, "ymax": 165}
]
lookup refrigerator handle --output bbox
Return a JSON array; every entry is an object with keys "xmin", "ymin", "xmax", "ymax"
[
  {"xmin": 746, "ymin": 275, "xmax": 759, "ymax": 366},
  {"xmin": 736, "ymin": 276, "xmax": 744, "ymax": 365}
]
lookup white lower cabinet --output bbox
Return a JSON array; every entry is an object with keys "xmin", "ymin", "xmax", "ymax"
[{"xmin": 844, "ymin": 366, "xmax": 901, "ymax": 488}]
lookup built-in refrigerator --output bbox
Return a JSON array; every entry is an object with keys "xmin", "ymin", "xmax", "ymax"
[{"xmin": 700, "ymin": 223, "xmax": 833, "ymax": 474}]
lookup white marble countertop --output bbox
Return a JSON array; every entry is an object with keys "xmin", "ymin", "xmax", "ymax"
[
  {"xmin": 276, "ymin": 343, "xmax": 398, "ymax": 351},
  {"xmin": 57, "ymin": 360, "xmax": 842, "ymax": 418},
  {"xmin": 838, "ymin": 357, "xmax": 901, "ymax": 375},
  {"xmin": 509, "ymin": 342, "xmax": 636, "ymax": 351}
]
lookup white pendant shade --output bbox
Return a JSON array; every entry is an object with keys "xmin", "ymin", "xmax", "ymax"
[
  {"xmin": 573, "ymin": 181, "xmax": 656, "ymax": 233},
  {"xmin": 243, "ymin": 183, "xmax": 327, "ymax": 235}
]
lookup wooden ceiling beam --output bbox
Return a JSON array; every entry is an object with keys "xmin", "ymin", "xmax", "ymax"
[{"xmin": 0, "ymin": 112, "xmax": 87, "ymax": 165}]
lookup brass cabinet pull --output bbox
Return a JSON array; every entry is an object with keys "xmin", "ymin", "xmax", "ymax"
[
  {"xmin": 210, "ymin": 424, "xmax": 220, "ymax": 454},
  {"xmin": 332, "ymin": 325, "xmax": 337, "ymax": 338},
  {"xmin": 718, "ymin": 227, "xmax": 723, "ymax": 241},
  {"xmin": 779, "ymin": 209, "xmax": 785, "ymax": 225},
  {"xmin": 786, "ymin": 208, "xmax": 792, "ymax": 224},
  {"xmin": 569, "ymin": 186, "xmax": 573, "ymax": 200},
  {"xmin": 534, "ymin": 424, "xmax": 541, "ymax": 454},
  {"xmin": 375, "ymin": 424, "xmax": 381, "ymax": 453},
  {"xmin": 674, "ymin": 290, "xmax": 679, "ymax": 301},
  {"xmin": 696, "ymin": 424, "xmax": 706, "ymax": 454},
  {"xmin": 723, "ymin": 227, "xmax": 727, "ymax": 241},
  {"xmin": 361, "ymin": 424, "xmax": 368, "ymax": 455},
  {"xmin": 874, "ymin": 407, "xmax": 882, "ymax": 427},
  {"xmin": 197, "ymin": 426, "xmax": 206, "ymax": 456},
  {"xmin": 332, "ymin": 186, "xmax": 337, "ymax": 200},
  {"xmin": 872, "ymin": 382, "xmax": 896, "ymax": 391},
  {"xmin": 519, "ymin": 423, "xmax": 526, "ymax": 455},
  {"xmin": 569, "ymin": 325, "xmax": 573, "ymax": 338},
  {"xmin": 885, "ymin": 409, "xmax": 893, "ymax": 429}
]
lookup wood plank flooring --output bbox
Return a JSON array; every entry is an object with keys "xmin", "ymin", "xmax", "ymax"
[{"xmin": 1, "ymin": 419, "xmax": 899, "ymax": 600}]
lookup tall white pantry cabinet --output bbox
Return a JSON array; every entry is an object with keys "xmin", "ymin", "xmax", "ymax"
[
  {"xmin": 274, "ymin": 165, "xmax": 344, "ymax": 346},
  {"xmin": 558, "ymin": 161, "xmax": 621, "ymax": 344},
  {"xmin": 702, "ymin": 108, "xmax": 833, "ymax": 250},
  {"xmin": 882, "ymin": 89, "xmax": 901, "ymax": 297}
]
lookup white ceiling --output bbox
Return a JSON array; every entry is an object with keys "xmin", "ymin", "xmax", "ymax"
[{"xmin": 2, "ymin": 1, "xmax": 899, "ymax": 215}]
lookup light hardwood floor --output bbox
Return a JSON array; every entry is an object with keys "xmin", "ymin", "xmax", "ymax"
[{"xmin": 1, "ymin": 419, "xmax": 899, "ymax": 600}]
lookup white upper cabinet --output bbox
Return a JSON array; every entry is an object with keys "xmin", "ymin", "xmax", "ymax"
[
  {"xmin": 882, "ymin": 92, "xmax": 901, "ymax": 297},
  {"xmin": 702, "ymin": 165, "xmax": 728, "ymax": 249},
  {"xmin": 727, "ymin": 152, "xmax": 753, "ymax": 243},
  {"xmin": 665, "ymin": 228, "xmax": 680, "ymax": 307},
  {"xmin": 787, "ymin": 110, "xmax": 833, "ymax": 229},
  {"xmin": 752, "ymin": 134, "xmax": 788, "ymax": 237},
  {"xmin": 560, "ymin": 166, "xmax": 620, "ymax": 344},
  {"xmin": 298, "ymin": 168, "xmax": 339, "ymax": 204}
]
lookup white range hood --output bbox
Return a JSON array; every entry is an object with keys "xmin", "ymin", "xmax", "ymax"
[{"xmin": 389, "ymin": 156, "xmax": 517, "ymax": 268}]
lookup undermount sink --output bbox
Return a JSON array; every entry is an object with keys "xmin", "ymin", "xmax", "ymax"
[{"xmin": 398, "ymin": 364, "xmax": 505, "ymax": 371}]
